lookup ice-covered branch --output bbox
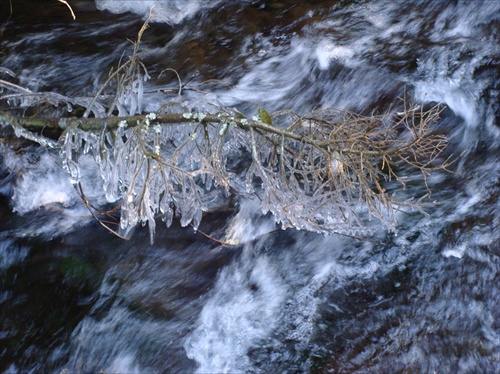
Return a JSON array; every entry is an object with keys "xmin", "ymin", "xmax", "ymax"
[
  {"xmin": 0, "ymin": 17, "xmax": 457, "ymax": 242},
  {"xmin": 0, "ymin": 100, "xmax": 454, "ymax": 242},
  {"xmin": 0, "ymin": 104, "xmax": 446, "ymax": 159}
]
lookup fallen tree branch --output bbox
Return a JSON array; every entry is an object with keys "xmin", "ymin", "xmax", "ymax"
[
  {"xmin": 0, "ymin": 16, "xmax": 458, "ymax": 242},
  {"xmin": 0, "ymin": 107, "xmax": 447, "ymax": 159}
]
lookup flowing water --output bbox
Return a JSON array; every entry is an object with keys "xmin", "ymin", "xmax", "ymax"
[{"xmin": 0, "ymin": 0, "xmax": 499, "ymax": 372}]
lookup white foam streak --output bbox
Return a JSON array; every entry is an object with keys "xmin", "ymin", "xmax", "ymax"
[
  {"xmin": 12, "ymin": 156, "xmax": 75, "ymax": 214},
  {"xmin": 442, "ymin": 243, "xmax": 466, "ymax": 259},
  {"xmin": 414, "ymin": 78, "xmax": 479, "ymax": 128},
  {"xmin": 106, "ymin": 354, "xmax": 141, "ymax": 374},
  {"xmin": 222, "ymin": 41, "xmax": 309, "ymax": 109},
  {"xmin": 315, "ymin": 41, "xmax": 356, "ymax": 70},
  {"xmin": 0, "ymin": 236, "xmax": 29, "ymax": 270},
  {"xmin": 184, "ymin": 253, "xmax": 286, "ymax": 373},
  {"xmin": 184, "ymin": 233, "xmax": 408, "ymax": 372},
  {"xmin": 2, "ymin": 146, "xmax": 107, "ymax": 236},
  {"xmin": 95, "ymin": 0, "xmax": 222, "ymax": 24},
  {"xmin": 223, "ymin": 198, "xmax": 276, "ymax": 245}
]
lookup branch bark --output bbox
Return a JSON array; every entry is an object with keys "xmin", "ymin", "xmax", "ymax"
[{"xmin": 0, "ymin": 109, "xmax": 408, "ymax": 157}]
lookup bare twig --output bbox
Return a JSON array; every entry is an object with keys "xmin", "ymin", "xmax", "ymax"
[{"xmin": 57, "ymin": 0, "xmax": 76, "ymax": 20}]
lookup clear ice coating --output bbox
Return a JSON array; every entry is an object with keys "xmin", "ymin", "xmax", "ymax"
[
  {"xmin": 53, "ymin": 105, "xmax": 246, "ymax": 243},
  {"xmin": 7, "ymin": 98, "xmax": 412, "ymax": 243},
  {"xmin": 1, "ymin": 23, "xmax": 441, "ymax": 243},
  {"xmin": 0, "ymin": 4, "xmax": 432, "ymax": 243}
]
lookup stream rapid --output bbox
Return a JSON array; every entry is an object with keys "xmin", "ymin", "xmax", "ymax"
[{"xmin": 0, "ymin": 0, "xmax": 499, "ymax": 372}]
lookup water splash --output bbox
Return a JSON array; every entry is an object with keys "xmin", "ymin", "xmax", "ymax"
[
  {"xmin": 223, "ymin": 198, "xmax": 276, "ymax": 245},
  {"xmin": 1, "ymin": 145, "xmax": 104, "ymax": 237},
  {"xmin": 184, "ymin": 251, "xmax": 287, "ymax": 373},
  {"xmin": 95, "ymin": 0, "xmax": 223, "ymax": 24}
]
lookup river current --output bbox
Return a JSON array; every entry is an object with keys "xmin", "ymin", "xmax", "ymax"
[{"xmin": 0, "ymin": 0, "xmax": 499, "ymax": 373}]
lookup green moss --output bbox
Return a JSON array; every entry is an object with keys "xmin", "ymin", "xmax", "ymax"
[{"xmin": 57, "ymin": 256, "xmax": 93, "ymax": 280}]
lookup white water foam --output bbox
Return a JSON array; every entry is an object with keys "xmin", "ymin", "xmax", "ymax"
[
  {"xmin": 315, "ymin": 41, "xmax": 357, "ymax": 70},
  {"xmin": 223, "ymin": 198, "xmax": 276, "ymax": 245},
  {"xmin": 2, "ymin": 146, "xmax": 107, "ymax": 237},
  {"xmin": 184, "ymin": 224, "xmax": 409, "ymax": 373},
  {"xmin": 106, "ymin": 353, "xmax": 141, "ymax": 374},
  {"xmin": 221, "ymin": 38, "xmax": 312, "ymax": 111},
  {"xmin": 11, "ymin": 153, "xmax": 76, "ymax": 214},
  {"xmin": 220, "ymin": 31, "xmax": 399, "ymax": 114},
  {"xmin": 184, "ymin": 251, "xmax": 287, "ymax": 373},
  {"xmin": 95, "ymin": 0, "xmax": 222, "ymax": 24}
]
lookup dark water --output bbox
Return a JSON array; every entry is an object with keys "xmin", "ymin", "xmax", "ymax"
[{"xmin": 1, "ymin": 0, "xmax": 499, "ymax": 373}]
